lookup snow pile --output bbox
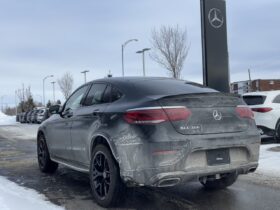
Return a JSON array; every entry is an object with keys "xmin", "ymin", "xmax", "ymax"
[
  {"xmin": 0, "ymin": 176, "xmax": 64, "ymax": 210},
  {"xmin": 0, "ymin": 124, "xmax": 39, "ymax": 140},
  {"xmin": 257, "ymin": 144, "xmax": 280, "ymax": 176},
  {"xmin": 0, "ymin": 111, "xmax": 16, "ymax": 126}
]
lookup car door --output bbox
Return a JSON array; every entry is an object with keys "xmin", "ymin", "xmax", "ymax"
[
  {"xmin": 46, "ymin": 84, "xmax": 90, "ymax": 161},
  {"xmin": 70, "ymin": 83, "xmax": 109, "ymax": 167}
]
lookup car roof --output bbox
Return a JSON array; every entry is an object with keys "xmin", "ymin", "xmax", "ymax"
[
  {"xmin": 87, "ymin": 77, "xmax": 190, "ymax": 85},
  {"xmin": 83, "ymin": 77, "xmax": 216, "ymax": 97},
  {"xmin": 243, "ymin": 90, "xmax": 280, "ymax": 97},
  {"xmin": 243, "ymin": 90, "xmax": 280, "ymax": 103}
]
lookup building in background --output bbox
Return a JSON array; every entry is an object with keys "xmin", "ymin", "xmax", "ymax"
[
  {"xmin": 231, "ymin": 79, "xmax": 280, "ymax": 95},
  {"xmin": 231, "ymin": 80, "xmax": 250, "ymax": 95}
]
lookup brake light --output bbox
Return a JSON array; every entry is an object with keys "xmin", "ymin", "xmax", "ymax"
[
  {"xmin": 251, "ymin": 107, "xmax": 273, "ymax": 113},
  {"xmin": 124, "ymin": 106, "xmax": 191, "ymax": 124},
  {"xmin": 235, "ymin": 106, "xmax": 254, "ymax": 119}
]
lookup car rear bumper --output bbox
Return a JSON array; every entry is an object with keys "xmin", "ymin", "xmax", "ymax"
[
  {"xmin": 122, "ymin": 162, "xmax": 258, "ymax": 187},
  {"xmin": 254, "ymin": 110, "xmax": 278, "ymax": 131},
  {"xmin": 117, "ymin": 131, "xmax": 261, "ymax": 187},
  {"xmin": 257, "ymin": 125, "xmax": 275, "ymax": 136}
]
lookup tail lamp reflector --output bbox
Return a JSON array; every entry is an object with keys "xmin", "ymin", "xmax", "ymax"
[
  {"xmin": 124, "ymin": 106, "xmax": 191, "ymax": 124},
  {"xmin": 251, "ymin": 107, "xmax": 273, "ymax": 113},
  {"xmin": 236, "ymin": 106, "xmax": 254, "ymax": 119}
]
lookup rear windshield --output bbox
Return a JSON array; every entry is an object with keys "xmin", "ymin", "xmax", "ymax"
[
  {"xmin": 132, "ymin": 79, "xmax": 217, "ymax": 96},
  {"xmin": 242, "ymin": 95, "xmax": 266, "ymax": 105}
]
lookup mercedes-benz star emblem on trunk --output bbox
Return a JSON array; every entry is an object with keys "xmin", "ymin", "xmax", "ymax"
[
  {"xmin": 213, "ymin": 110, "xmax": 222, "ymax": 121},
  {"xmin": 208, "ymin": 8, "xmax": 224, "ymax": 29}
]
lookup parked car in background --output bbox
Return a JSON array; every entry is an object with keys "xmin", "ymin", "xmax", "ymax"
[
  {"xmin": 22, "ymin": 112, "xmax": 29, "ymax": 123},
  {"xmin": 19, "ymin": 113, "xmax": 24, "ymax": 123},
  {"xmin": 37, "ymin": 77, "xmax": 261, "ymax": 207},
  {"xmin": 27, "ymin": 110, "xmax": 34, "ymax": 123},
  {"xmin": 242, "ymin": 90, "xmax": 280, "ymax": 141},
  {"xmin": 16, "ymin": 113, "xmax": 20, "ymax": 122},
  {"xmin": 17, "ymin": 113, "xmax": 23, "ymax": 122},
  {"xmin": 18, "ymin": 108, "xmax": 50, "ymax": 124},
  {"xmin": 36, "ymin": 108, "xmax": 49, "ymax": 124},
  {"xmin": 31, "ymin": 110, "xmax": 39, "ymax": 123},
  {"xmin": 20, "ymin": 113, "xmax": 24, "ymax": 123}
]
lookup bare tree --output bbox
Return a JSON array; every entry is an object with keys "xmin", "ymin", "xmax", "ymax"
[
  {"xmin": 57, "ymin": 72, "xmax": 74, "ymax": 100},
  {"xmin": 150, "ymin": 25, "xmax": 190, "ymax": 79},
  {"xmin": 16, "ymin": 86, "xmax": 35, "ymax": 112}
]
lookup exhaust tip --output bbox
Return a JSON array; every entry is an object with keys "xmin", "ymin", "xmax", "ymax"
[
  {"xmin": 157, "ymin": 178, "xmax": 180, "ymax": 187},
  {"xmin": 248, "ymin": 167, "xmax": 257, "ymax": 173}
]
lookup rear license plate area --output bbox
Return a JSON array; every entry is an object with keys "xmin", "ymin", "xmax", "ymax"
[{"xmin": 206, "ymin": 148, "xmax": 230, "ymax": 166}]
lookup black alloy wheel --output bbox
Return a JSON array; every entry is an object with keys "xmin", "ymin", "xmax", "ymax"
[
  {"xmin": 92, "ymin": 151, "xmax": 111, "ymax": 199},
  {"xmin": 37, "ymin": 134, "xmax": 58, "ymax": 173},
  {"xmin": 275, "ymin": 120, "xmax": 280, "ymax": 143},
  {"xmin": 90, "ymin": 144, "xmax": 125, "ymax": 207}
]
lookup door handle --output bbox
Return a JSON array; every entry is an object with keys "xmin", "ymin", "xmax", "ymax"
[{"xmin": 92, "ymin": 109, "xmax": 100, "ymax": 116}]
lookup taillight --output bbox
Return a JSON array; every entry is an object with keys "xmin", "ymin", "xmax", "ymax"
[
  {"xmin": 251, "ymin": 107, "xmax": 273, "ymax": 113},
  {"xmin": 235, "ymin": 106, "xmax": 254, "ymax": 119},
  {"xmin": 124, "ymin": 106, "xmax": 191, "ymax": 124}
]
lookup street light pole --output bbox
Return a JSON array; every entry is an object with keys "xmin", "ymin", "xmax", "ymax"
[
  {"xmin": 51, "ymin": 81, "xmax": 56, "ymax": 103},
  {"xmin": 15, "ymin": 90, "xmax": 18, "ymax": 115},
  {"xmin": 122, "ymin": 39, "xmax": 138, "ymax": 77},
  {"xmin": 0, "ymin": 95, "xmax": 7, "ymax": 112},
  {"xmin": 81, "ymin": 70, "xmax": 89, "ymax": 83},
  {"xmin": 43, "ymin": 75, "xmax": 54, "ymax": 106},
  {"xmin": 136, "ymin": 48, "xmax": 151, "ymax": 77},
  {"xmin": 248, "ymin": 69, "xmax": 252, "ymax": 92}
]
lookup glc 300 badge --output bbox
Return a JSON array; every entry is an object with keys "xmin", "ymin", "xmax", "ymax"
[{"xmin": 208, "ymin": 8, "xmax": 224, "ymax": 29}]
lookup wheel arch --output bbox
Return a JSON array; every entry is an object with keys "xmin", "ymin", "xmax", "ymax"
[
  {"xmin": 37, "ymin": 129, "xmax": 45, "ymax": 140},
  {"xmin": 275, "ymin": 118, "xmax": 280, "ymax": 139},
  {"xmin": 90, "ymin": 134, "xmax": 120, "ymax": 165},
  {"xmin": 37, "ymin": 129, "xmax": 51, "ymax": 152}
]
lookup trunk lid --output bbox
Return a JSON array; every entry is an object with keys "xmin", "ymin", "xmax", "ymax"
[{"xmin": 158, "ymin": 93, "xmax": 249, "ymax": 135}]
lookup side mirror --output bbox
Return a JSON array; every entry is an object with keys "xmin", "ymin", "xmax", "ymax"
[{"xmin": 49, "ymin": 105, "xmax": 61, "ymax": 115}]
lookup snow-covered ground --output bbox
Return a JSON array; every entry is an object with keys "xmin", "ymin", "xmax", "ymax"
[
  {"xmin": 0, "ymin": 124, "xmax": 39, "ymax": 140},
  {"xmin": 0, "ymin": 111, "xmax": 16, "ymax": 126},
  {"xmin": 0, "ymin": 176, "xmax": 64, "ymax": 210},
  {"xmin": 256, "ymin": 144, "xmax": 280, "ymax": 176}
]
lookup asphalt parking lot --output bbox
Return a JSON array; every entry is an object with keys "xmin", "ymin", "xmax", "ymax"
[{"xmin": 1, "ymin": 124, "xmax": 280, "ymax": 210}]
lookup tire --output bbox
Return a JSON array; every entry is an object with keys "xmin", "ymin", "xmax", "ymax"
[
  {"xmin": 274, "ymin": 120, "xmax": 280, "ymax": 143},
  {"xmin": 90, "ymin": 144, "xmax": 126, "ymax": 207},
  {"xmin": 200, "ymin": 172, "xmax": 238, "ymax": 190},
  {"xmin": 37, "ymin": 134, "xmax": 58, "ymax": 173}
]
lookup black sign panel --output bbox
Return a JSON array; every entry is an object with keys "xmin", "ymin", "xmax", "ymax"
[{"xmin": 201, "ymin": 0, "xmax": 230, "ymax": 93}]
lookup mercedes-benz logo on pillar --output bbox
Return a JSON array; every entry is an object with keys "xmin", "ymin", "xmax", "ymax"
[{"xmin": 208, "ymin": 8, "xmax": 224, "ymax": 29}]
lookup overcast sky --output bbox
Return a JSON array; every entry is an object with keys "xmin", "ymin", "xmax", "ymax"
[{"xmin": 0, "ymin": 0, "xmax": 279, "ymax": 106}]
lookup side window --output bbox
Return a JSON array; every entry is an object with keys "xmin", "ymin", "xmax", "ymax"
[
  {"xmin": 111, "ymin": 86, "xmax": 123, "ymax": 102},
  {"xmin": 102, "ymin": 85, "xmax": 112, "ymax": 103},
  {"xmin": 84, "ymin": 83, "xmax": 107, "ymax": 106},
  {"xmin": 64, "ymin": 85, "xmax": 89, "ymax": 110},
  {"xmin": 273, "ymin": 94, "xmax": 280, "ymax": 103}
]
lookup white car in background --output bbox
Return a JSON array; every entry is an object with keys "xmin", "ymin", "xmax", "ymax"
[{"xmin": 242, "ymin": 90, "xmax": 280, "ymax": 142}]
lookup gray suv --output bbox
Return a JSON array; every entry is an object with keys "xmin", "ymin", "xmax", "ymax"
[{"xmin": 37, "ymin": 77, "xmax": 261, "ymax": 207}]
